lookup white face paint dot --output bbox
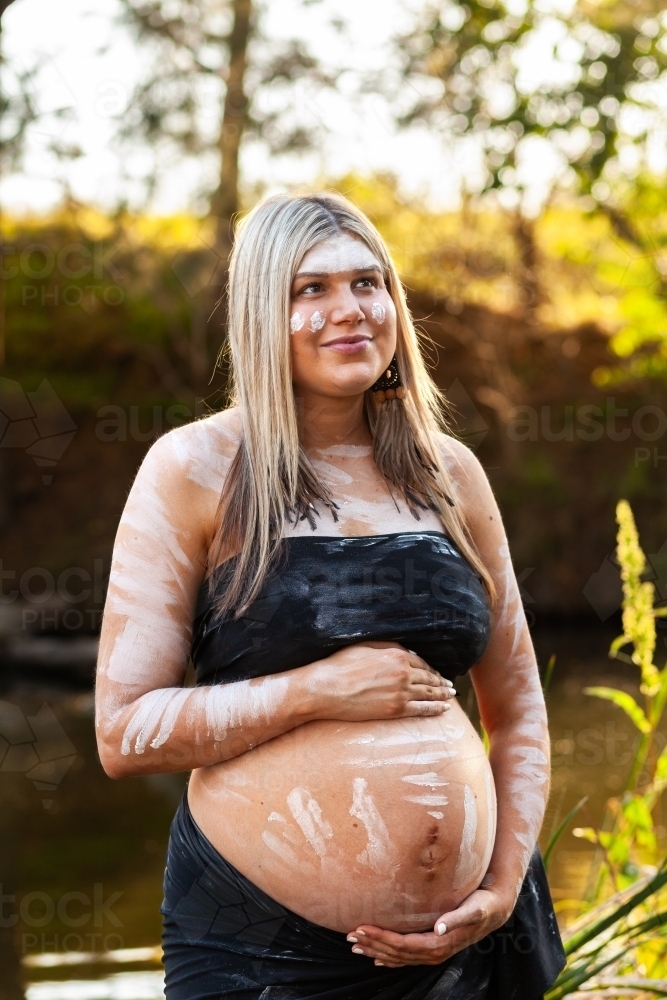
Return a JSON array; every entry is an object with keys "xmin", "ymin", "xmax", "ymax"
[
  {"xmin": 309, "ymin": 311, "xmax": 326, "ymax": 333},
  {"xmin": 371, "ymin": 302, "xmax": 386, "ymax": 324},
  {"xmin": 290, "ymin": 312, "xmax": 305, "ymax": 333}
]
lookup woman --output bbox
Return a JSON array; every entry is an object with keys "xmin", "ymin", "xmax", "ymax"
[{"xmin": 95, "ymin": 193, "xmax": 565, "ymax": 1000}]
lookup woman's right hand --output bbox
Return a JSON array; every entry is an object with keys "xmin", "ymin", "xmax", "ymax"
[{"xmin": 302, "ymin": 641, "xmax": 456, "ymax": 723}]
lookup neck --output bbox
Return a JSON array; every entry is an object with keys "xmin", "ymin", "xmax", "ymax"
[{"xmin": 295, "ymin": 390, "xmax": 372, "ymax": 451}]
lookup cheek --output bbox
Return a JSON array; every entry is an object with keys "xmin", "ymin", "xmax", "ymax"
[
  {"xmin": 290, "ymin": 310, "xmax": 305, "ymax": 333},
  {"xmin": 371, "ymin": 302, "xmax": 386, "ymax": 324},
  {"xmin": 368, "ymin": 296, "xmax": 396, "ymax": 329},
  {"xmin": 290, "ymin": 306, "xmax": 327, "ymax": 335}
]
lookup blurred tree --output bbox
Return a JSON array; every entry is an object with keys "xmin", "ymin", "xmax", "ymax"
[
  {"xmin": 0, "ymin": 0, "xmax": 79, "ymax": 368},
  {"xmin": 394, "ymin": 1, "xmax": 667, "ymax": 208},
  {"xmin": 1, "ymin": 0, "xmax": 31, "ymax": 372},
  {"xmin": 0, "ymin": 0, "xmax": 30, "ymax": 551},
  {"xmin": 392, "ymin": 0, "xmax": 667, "ymax": 373},
  {"xmin": 116, "ymin": 0, "xmax": 334, "ymax": 395}
]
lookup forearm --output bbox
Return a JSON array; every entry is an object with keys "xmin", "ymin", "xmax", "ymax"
[
  {"xmin": 97, "ymin": 668, "xmax": 318, "ymax": 778},
  {"xmin": 484, "ymin": 716, "xmax": 550, "ymax": 905}
]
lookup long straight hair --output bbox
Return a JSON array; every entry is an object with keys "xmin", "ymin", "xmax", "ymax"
[{"xmin": 209, "ymin": 192, "xmax": 495, "ymax": 617}]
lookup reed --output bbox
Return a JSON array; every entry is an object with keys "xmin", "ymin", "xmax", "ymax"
[{"xmin": 545, "ymin": 501, "xmax": 667, "ymax": 998}]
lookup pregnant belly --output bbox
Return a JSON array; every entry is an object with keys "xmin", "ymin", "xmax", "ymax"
[{"xmin": 187, "ymin": 700, "xmax": 496, "ymax": 934}]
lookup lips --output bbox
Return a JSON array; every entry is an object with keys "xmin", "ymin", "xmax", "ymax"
[{"xmin": 322, "ymin": 335, "xmax": 372, "ymax": 347}]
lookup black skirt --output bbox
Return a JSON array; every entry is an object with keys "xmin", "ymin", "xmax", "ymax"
[{"xmin": 161, "ymin": 793, "xmax": 565, "ymax": 1000}]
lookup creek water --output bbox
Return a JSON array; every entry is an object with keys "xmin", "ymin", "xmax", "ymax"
[{"xmin": 3, "ymin": 622, "xmax": 666, "ymax": 998}]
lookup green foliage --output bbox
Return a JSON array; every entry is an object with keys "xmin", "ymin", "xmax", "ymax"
[
  {"xmin": 393, "ymin": 2, "xmax": 667, "ymax": 379},
  {"xmin": 544, "ymin": 796, "xmax": 588, "ymax": 873},
  {"xmin": 395, "ymin": 0, "xmax": 667, "ymax": 200},
  {"xmin": 542, "ymin": 653, "xmax": 557, "ymax": 695},
  {"xmin": 548, "ymin": 501, "xmax": 667, "ymax": 995},
  {"xmin": 583, "ymin": 687, "xmax": 651, "ymax": 735},
  {"xmin": 1, "ymin": 208, "xmax": 226, "ymax": 404},
  {"xmin": 339, "ymin": 172, "xmax": 667, "ymax": 383}
]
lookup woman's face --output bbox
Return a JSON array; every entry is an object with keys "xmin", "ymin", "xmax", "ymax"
[{"xmin": 289, "ymin": 232, "xmax": 397, "ymax": 398}]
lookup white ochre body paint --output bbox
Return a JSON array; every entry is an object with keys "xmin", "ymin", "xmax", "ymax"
[
  {"xmin": 401, "ymin": 772, "xmax": 448, "ymax": 787},
  {"xmin": 404, "ymin": 793, "xmax": 450, "ymax": 807},
  {"xmin": 309, "ymin": 311, "xmax": 326, "ymax": 333},
  {"xmin": 453, "ymin": 785, "xmax": 480, "ymax": 890},
  {"xmin": 350, "ymin": 777, "xmax": 398, "ymax": 875},
  {"xmin": 287, "ymin": 787, "xmax": 334, "ymax": 858},
  {"xmin": 290, "ymin": 311, "xmax": 305, "ymax": 333},
  {"xmin": 297, "ymin": 235, "xmax": 382, "ymax": 276},
  {"xmin": 371, "ymin": 301, "xmax": 386, "ymax": 324},
  {"xmin": 261, "ymin": 830, "xmax": 300, "ymax": 868},
  {"xmin": 96, "ymin": 409, "xmax": 550, "ymax": 933},
  {"xmin": 349, "ymin": 749, "xmax": 457, "ymax": 768}
]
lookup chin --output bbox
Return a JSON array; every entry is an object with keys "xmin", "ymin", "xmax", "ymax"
[{"xmin": 322, "ymin": 364, "xmax": 380, "ymax": 397}]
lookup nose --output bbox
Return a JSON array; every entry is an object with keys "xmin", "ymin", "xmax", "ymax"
[{"xmin": 329, "ymin": 285, "xmax": 364, "ymax": 326}]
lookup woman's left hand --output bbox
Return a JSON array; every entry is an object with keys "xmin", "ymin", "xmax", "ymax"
[{"xmin": 347, "ymin": 887, "xmax": 514, "ymax": 968}]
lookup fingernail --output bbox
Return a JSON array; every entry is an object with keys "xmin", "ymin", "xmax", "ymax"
[
  {"xmin": 443, "ymin": 703, "xmax": 451, "ymax": 710},
  {"xmin": 347, "ymin": 935, "xmax": 357, "ymax": 943},
  {"xmin": 375, "ymin": 960, "xmax": 385, "ymax": 966},
  {"xmin": 356, "ymin": 929, "xmax": 366, "ymax": 936},
  {"xmin": 437, "ymin": 922, "xmax": 447, "ymax": 935},
  {"xmin": 352, "ymin": 946, "xmax": 364, "ymax": 954}
]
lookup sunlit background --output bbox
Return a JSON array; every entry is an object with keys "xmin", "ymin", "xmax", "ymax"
[{"xmin": 2, "ymin": 0, "xmax": 667, "ymax": 997}]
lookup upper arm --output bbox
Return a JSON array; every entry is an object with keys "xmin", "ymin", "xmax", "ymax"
[
  {"xmin": 95, "ymin": 415, "xmax": 239, "ymax": 735},
  {"xmin": 437, "ymin": 435, "xmax": 546, "ymax": 738}
]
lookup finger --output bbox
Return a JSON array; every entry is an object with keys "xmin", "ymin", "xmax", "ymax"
[
  {"xmin": 408, "ymin": 682, "xmax": 455, "ymax": 703},
  {"xmin": 403, "ymin": 700, "xmax": 451, "ymax": 717},
  {"xmin": 352, "ymin": 942, "xmax": 403, "ymax": 961},
  {"xmin": 433, "ymin": 895, "xmax": 489, "ymax": 936},
  {"xmin": 408, "ymin": 667, "xmax": 454, "ymax": 690},
  {"xmin": 353, "ymin": 927, "xmax": 437, "ymax": 953},
  {"xmin": 360, "ymin": 928, "xmax": 475, "ymax": 965},
  {"xmin": 348, "ymin": 928, "xmax": 451, "ymax": 968},
  {"xmin": 353, "ymin": 941, "xmax": 421, "ymax": 964}
]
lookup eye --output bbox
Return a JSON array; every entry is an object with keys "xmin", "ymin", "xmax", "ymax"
[
  {"xmin": 296, "ymin": 281, "xmax": 324, "ymax": 296},
  {"xmin": 354, "ymin": 276, "xmax": 378, "ymax": 289}
]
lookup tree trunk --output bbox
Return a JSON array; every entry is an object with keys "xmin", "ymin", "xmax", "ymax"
[
  {"xmin": 513, "ymin": 212, "xmax": 543, "ymax": 323},
  {"xmin": 197, "ymin": 0, "xmax": 253, "ymax": 397},
  {"xmin": 0, "ymin": 4, "xmax": 14, "ymax": 530},
  {"xmin": 210, "ymin": 0, "xmax": 253, "ymax": 262}
]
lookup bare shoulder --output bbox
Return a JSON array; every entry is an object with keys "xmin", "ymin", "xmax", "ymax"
[
  {"xmin": 138, "ymin": 407, "xmax": 243, "ymax": 497},
  {"xmin": 115, "ymin": 408, "xmax": 243, "ymax": 561},
  {"xmin": 432, "ymin": 431, "xmax": 507, "ymax": 557},
  {"xmin": 433, "ymin": 432, "xmax": 492, "ymax": 502}
]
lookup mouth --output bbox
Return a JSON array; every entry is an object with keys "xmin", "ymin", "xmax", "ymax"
[{"xmin": 321, "ymin": 334, "xmax": 372, "ymax": 354}]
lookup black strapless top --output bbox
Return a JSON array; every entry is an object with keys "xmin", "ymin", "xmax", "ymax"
[{"xmin": 192, "ymin": 531, "xmax": 492, "ymax": 686}]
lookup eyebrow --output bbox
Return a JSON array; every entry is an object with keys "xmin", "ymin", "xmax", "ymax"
[{"xmin": 294, "ymin": 265, "xmax": 383, "ymax": 279}]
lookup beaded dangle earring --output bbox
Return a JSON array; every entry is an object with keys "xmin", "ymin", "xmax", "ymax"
[{"xmin": 371, "ymin": 356, "xmax": 406, "ymax": 402}]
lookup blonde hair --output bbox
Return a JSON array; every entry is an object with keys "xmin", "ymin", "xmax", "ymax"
[{"xmin": 210, "ymin": 192, "xmax": 494, "ymax": 616}]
